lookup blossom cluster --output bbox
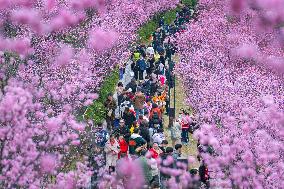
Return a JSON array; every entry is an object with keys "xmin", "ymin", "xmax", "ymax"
[{"xmin": 175, "ymin": 0, "xmax": 284, "ymax": 188}]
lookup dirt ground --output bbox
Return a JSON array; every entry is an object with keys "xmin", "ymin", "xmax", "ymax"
[{"xmin": 163, "ymin": 56, "xmax": 200, "ymax": 169}]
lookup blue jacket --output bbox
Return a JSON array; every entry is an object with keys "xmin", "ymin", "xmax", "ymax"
[{"xmin": 137, "ymin": 59, "xmax": 147, "ymax": 71}]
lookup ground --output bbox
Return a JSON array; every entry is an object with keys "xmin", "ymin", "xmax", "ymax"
[{"xmin": 162, "ymin": 55, "xmax": 200, "ymax": 169}]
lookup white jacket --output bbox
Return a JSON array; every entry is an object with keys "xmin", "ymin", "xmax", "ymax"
[
  {"xmin": 146, "ymin": 47, "xmax": 154, "ymax": 55},
  {"xmin": 149, "ymin": 158, "xmax": 159, "ymax": 176},
  {"xmin": 170, "ymin": 121, "xmax": 182, "ymax": 139},
  {"xmin": 152, "ymin": 133, "xmax": 165, "ymax": 145},
  {"xmin": 104, "ymin": 139, "xmax": 119, "ymax": 167}
]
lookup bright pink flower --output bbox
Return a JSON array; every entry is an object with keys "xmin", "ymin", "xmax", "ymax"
[
  {"xmin": 40, "ymin": 154, "xmax": 57, "ymax": 174},
  {"xmin": 88, "ymin": 29, "xmax": 119, "ymax": 52},
  {"xmin": 45, "ymin": 117, "xmax": 62, "ymax": 133}
]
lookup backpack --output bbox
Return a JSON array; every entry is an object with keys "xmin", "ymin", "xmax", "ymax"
[
  {"xmin": 152, "ymin": 111, "xmax": 160, "ymax": 124},
  {"xmin": 94, "ymin": 129, "xmax": 108, "ymax": 148}
]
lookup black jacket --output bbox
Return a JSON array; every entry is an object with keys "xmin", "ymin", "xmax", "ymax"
[
  {"xmin": 123, "ymin": 112, "xmax": 136, "ymax": 127},
  {"xmin": 114, "ymin": 126, "xmax": 131, "ymax": 141},
  {"xmin": 126, "ymin": 82, "xmax": 137, "ymax": 93},
  {"xmin": 139, "ymin": 126, "xmax": 150, "ymax": 143}
]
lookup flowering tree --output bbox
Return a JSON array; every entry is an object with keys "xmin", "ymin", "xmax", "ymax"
[
  {"xmin": 175, "ymin": 0, "xmax": 284, "ymax": 188},
  {"xmin": 0, "ymin": 0, "xmax": 179, "ymax": 188}
]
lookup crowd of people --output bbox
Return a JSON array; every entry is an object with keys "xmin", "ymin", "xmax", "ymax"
[{"xmin": 88, "ymin": 5, "xmax": 210, "ymax": 189}]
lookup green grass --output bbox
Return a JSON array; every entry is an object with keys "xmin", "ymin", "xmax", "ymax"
[
  {"xmin": 138, "ymin": 20, "xmax": 158, "ymax": 43},
  {"xmin": 182, "ymin": 0, "xmax": 197, "ymax": 7},
  {"xmin": 83, "ymin": 69, "xmax": 119, "ymax": 124},
  {"xmin": 138, "ymin": 9, "xmax": 179, "ymax": 43},
  {"xmin": 137, "ymin": 0, "xmax": 197, "ymax": 43}
]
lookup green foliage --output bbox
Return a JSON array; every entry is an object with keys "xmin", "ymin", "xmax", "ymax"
[
  {"xmin": 138, "ymin": 20, "xmax": 158, "ymax": 43},
  {"xmin": 181, "ymin": 0, "xmax": 197, "ymax": 7},
  {"xmin": 163, "ymin": 9, "xmax": 179, "ymax": 25},
  {"xmin": 83, "ymin": 69, "xmax": 119, "ymax": 124},
  {"xmin": 98, "ymin": 69, "xmax": 120, "ymax": 102},
  {"xmin": 137, "ymin": 0, "xmax": 197, "ymax": 43}
]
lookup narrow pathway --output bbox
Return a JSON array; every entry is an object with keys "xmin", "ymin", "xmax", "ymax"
[{"xmin": 162, "ymin": 55, "xmax": 200, "ymax": 169}]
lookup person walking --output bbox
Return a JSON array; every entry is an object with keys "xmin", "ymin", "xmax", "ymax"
[
  {"xmin": 128, "ymin": 128, "xmax": 146, "ymax": 156},
  {"xmin": 104, "ymin": 134, "xmax": 119, "ymax": 173},
  {"xmin": 160, "ymin": 147, "xmax": 174, "ymax": 189},
  {"xmin": 118, "ymin": 135, "xmax": 128, "ymax": 159},
  {"xmin": 114, "ymin": 119, "xmax": 130, "ymax": 142},
  {"xmin": 149, "ymin": 103, "xmax": 162, "ymax": 127},
  {"xmin": 199, "ymin": 161, "xmax": 210, "ymax": 189},
  {"xmin": 137, "ymin": 55, "xmax": 147, "ymax": 81},
  {"xmin": 135, "ymin": 150, "xmax": 153, "ymax": 187},
  {"xmin": 173, "ymin": 143, "xmax": 183, "ymax": 161},
  {"xmin": 133, "ymin": 88, "xmax": 146, "ymax": 120},
  {"xmin": 146, "ymin": 45, "xmax": 155, "ymax": 57},
  {"xmin": 139, "ymin": 121, "xmax": 151, "ymax": 145},
  {"xmin": 104, "ymin": 93, "xmax": 117, "ymax": 131},
  {"xmin": 122, "ymin": 106, "xmax": 136, "ymax": 128},
  {"xmin": 149, "ymin": 142, "xmax": 163, "ymax": 159},
  {"xmin": 152, "ymin": 128, "xmax": 166, "ymax": 145},
  {"xmin": 170, "ymin": 118, "xmax": 182, "ymax": 147},
  {"xmin": 126, "ymin": 78, "xmax": 137, "ymax": 94}
]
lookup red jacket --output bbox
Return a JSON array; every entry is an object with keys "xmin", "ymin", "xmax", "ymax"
[
  {"xmin": 119, "ymin": 139, "xmax": 128, "ymax": 153},
  {"xmin": 149, "ymin": 148, "xmax": 159, "ymax": 159},
  {"xmin": 150, "ymin": 107, "xmax": 162, "ymax": 120}
]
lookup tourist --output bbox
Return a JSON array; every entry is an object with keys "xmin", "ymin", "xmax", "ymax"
[
  {"xmin": 164, "ymin": 41, "xmax": 173, "ymax": 61},
  {"xmin": 132, "ymin": 50, "xmax": 141, "ymax": 63},
  {"xmin": 150, "ymin": 79, "xmax": 159, "ymax": 96},
  {"xmin": 160, "ymin": 147, "xmax": 174, "ymax": 188},
  {"xmin": 128, "ymin": 128, "xmax": 146, "ymax": 156},
  {"xmin": 170, "ymin": 118, "xmax": 182, "ymax": 147},
  {"xmin": 146, "ymin": 55, "xmax": 155, "ymax": 76},
  {"xmin": 135, "ymin": 150, "xmax": 153, "ymax": 186},
  {"xmin": 160, "ymin": 140, "xmax": 169, "ymax": 154},
  {"xmin": 149, "ymin": 158, "xmax": 160, "ymax": 186},
  {"xmin": 199, "ymin": 161, "xmax": 210, "ymax": 189},
  {"xmin": 150, "ymin": 181, "xmax": 161, "ymax": 189},
  {"xmin": 150, "ymin": 103, "xmax": 162, "ymax": 126},
  {"xmin": 131, "ymin": 59, "xmax": 139, "ymax": 81},
  {"xmin": 146, "ymin": 44, "xmax": 155, "ymax": 57},
  {"xmin": 149, "ymin": 123, "xmax": 160, "ymax": 144},
  {"xmin": 104, "ymin": 134, "xmax": 119, "ymax": 173},
  {"xmin": 116, "ymin": 152, "xmax": 131, "ymax": 187},
  {"xmin": 133, "ymin": 88, "xmax": 146, "ymax": 120},
  {"xmin": 129, "ymin": 120, "xmax": 139, "ymax": 134},
  {"xmin": 137, "ymin": 114, "xmax": 146, "ymax": 125},
  {"xmin": 122, "ymin": 107, "xmax": 136, "ymax": 128},
  {"xmin": 142, "ymin": 76, "xmax": 151, "ymax": 96},
  {"xmin": 149, "ymin": 142, "xmax": 163, "ymax": 159},
  {"xmin": 180, "ymin": 112, "xmax": 191, "ymax": 144},
  {"xmin": 137, "ymin": 55, "xmax": 147, "ymax": 81},
  {"xmin": 152, "ymin": 128, "xmax": 165, "ymax": 145},
  {"xmin": 118, "ymin": 135, "xmax": 128, "ymax": 159},
  {"xmin": 139, "ymin": 121, "xmax": 150, "ymax": 145},
  {"xmin": 173, "ymin": 144, "xmax": 183, "ymax": 161},
  {"xmin": 114, "ymin": 119, "xmax": 130, "ymax": 142},
  {"xmin": 104, "ymin": 93, "xmax": 117, "ymax": 130},
  {"xmin": 126, "ymin": 78, "xmax": 137, "ymax": 94}
]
